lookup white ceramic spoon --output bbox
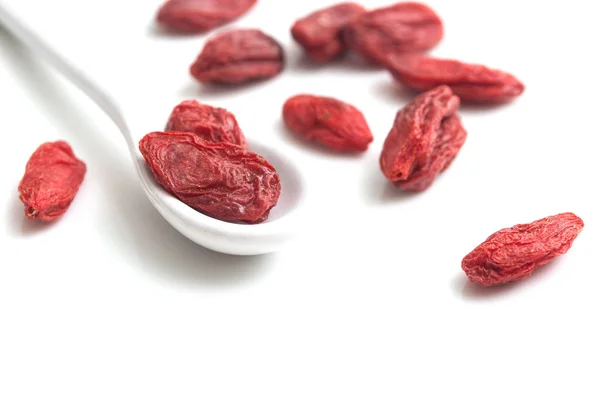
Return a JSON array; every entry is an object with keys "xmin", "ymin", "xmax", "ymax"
[{"xmin": 0, "ymin": 3, "xmax": 307, "ymax": 256}]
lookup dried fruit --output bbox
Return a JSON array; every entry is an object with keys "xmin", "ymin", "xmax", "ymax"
[
  {"xmin": 380, "ymin": 85, "xmax": 466, "ymax": 192},
  {"xmin": 18, "ymin": 141, "xmax": 86, "ymax": 222},
  {"xmin": 190, "ymin": 28, "xmax": 285, "ymax": 84},
  {"xmin": 165, "ymin": 100, "xmax": 246, "ymax": 148},
  {"xmin": 385, "ymin": 53, "xmax": 525, "ymax": 103},
  {"xmin": 291, "ymin": 2, "xmax": 366, "ymax": 62},
  {"xmin": 343, "ymin": 2, "xmax": 443, "ymax": 65},
  {"xmin": 283, "ymin": 94, "xmax": 373, "ymax": 152},
  {"xmin": 462, "ymin": 213, "xmax": 584, "ymax": 286},
  {"xmin": 156, "ymin": 0, "xmax": 257, "ymax": 34},
  {"xmin": 139, "ymin": 131, "xmax": 280, "ymax": 224}
]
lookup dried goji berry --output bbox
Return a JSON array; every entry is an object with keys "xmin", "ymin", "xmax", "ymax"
[
  {"xmin": 380, "ymin": 85, "xmax": 466, "ymax": 192},
  {"xmin": 462, "ymin": 213, "xmax": 584, "ymax": 286},
  {"xmin": 291, "ymin": 3, "xmax": 366, "ymax": 62},
  {"xmin": 18, "ymin": 141, "xmax": 87, "ymax": 222},
  {"xmin": 283, "ymin": 94, "xmax": 373, "ymax": 152},
  {"xmin": 165, "ymin": 100, "xmax": 247, "ymax": 148},
  {"xmin": 190, "ymin": 28, "xmax": 285, "ymax": 85},
  {"xmin": 385, "ymin": 53, "xmax": 525, "ymax": 103},
  {"xmin": 139, "ymin": 131, "xmax": 280, "ymax": 224},
  {"xmin": 343, "ymin": 2, "xmax": 443, "ymax": 65},
  {"xmin": 156, "ymin": 0, "xmax": 257, "ymax": 34}
]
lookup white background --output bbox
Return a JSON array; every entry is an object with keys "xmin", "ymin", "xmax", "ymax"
[{"xmin": 1, "ymin": 0, "xmax": 599, "ymax": 396}]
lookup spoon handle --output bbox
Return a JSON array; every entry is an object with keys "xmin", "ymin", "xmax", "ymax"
[{"xmin": 0, "ymin": 2, "xmax": 135, "ymax": 149}]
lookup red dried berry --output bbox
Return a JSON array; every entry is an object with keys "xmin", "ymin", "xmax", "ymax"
[
  {"xmin": 291, "ymin": 2, "xmax": 366, "ymax": 62},
  {"xmin": 18, "ymin": 141, "xmax": 86, "ymax": 222},
  {"xmin": 380, "ymin": 85, "xmax": 466, "ymax": 192},
  {"xmin": 139, "ymin": 131, "xmax": 281, "ymax": 224},
  {"xmin": 343, "ymin": 2, "xmax": 443, "ymax": 65},
  {"xmin": 462, "ymin": 213, "xmax": 584, "ymax": 286},
  {"xmin": 165, "ymin": 100, "xmax": 247, "ymax": 148},
  {"xmin": 156, "ymin": 0, "xmax": 257, "ymax": 34},
  {"xmin": 385, "ymin": 53, "xmax": 525, "ymax": 103},
  {"xmin": 283, "ymin": 94, "xmax": 374, "ymax": 152},
  {"xmin": 190, "ymin": 28, "xmax": 285, "ymax": 85}
]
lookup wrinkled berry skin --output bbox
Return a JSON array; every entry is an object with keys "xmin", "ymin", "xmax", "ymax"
[
  {"xmin": 190, "ymin": 29, "xmax": 285, "ymax": 84},
  {"xmin": 380, "ymin": 85, "xmax": 466, "ymax": 192},
  {"xmin": 18, "ymin": 141, "xmax": 87, "ymax": 222},
  {"xmin": 283, "ymin": 94, "xmax": 374, "ymax": 152},
  {"xmin": 343, "ymin": 2, "xmax": 443, "ymax": 65},
  {"xmin": 165, "ymin": 100, "xmax": 247, "ymax": 148},
  {"xmin": 139, "ymin": 132, "xmax": 280, "ymax": 224},
  {"xmin": 462, "ymin": 213, "xmax": 584, "ymax": 286},
  {"xmin": 291, "ymin": 3, "xmax": 366, "ymax": 62},
  {"xmin": 385, "ymin": 53, "xmax": 525, "ymax": 103},
  {"xmin": 156, "ymin": 0, "xmax": 257, "ymax": 34}
]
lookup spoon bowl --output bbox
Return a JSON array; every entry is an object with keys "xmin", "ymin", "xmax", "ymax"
[
  {"xmin": 136, "ymin": 138, "xmax": 306, "ymax": 255},
  {"xmin": 0, "ymin": 2, "xmax": 307, "ymax": 255}
]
